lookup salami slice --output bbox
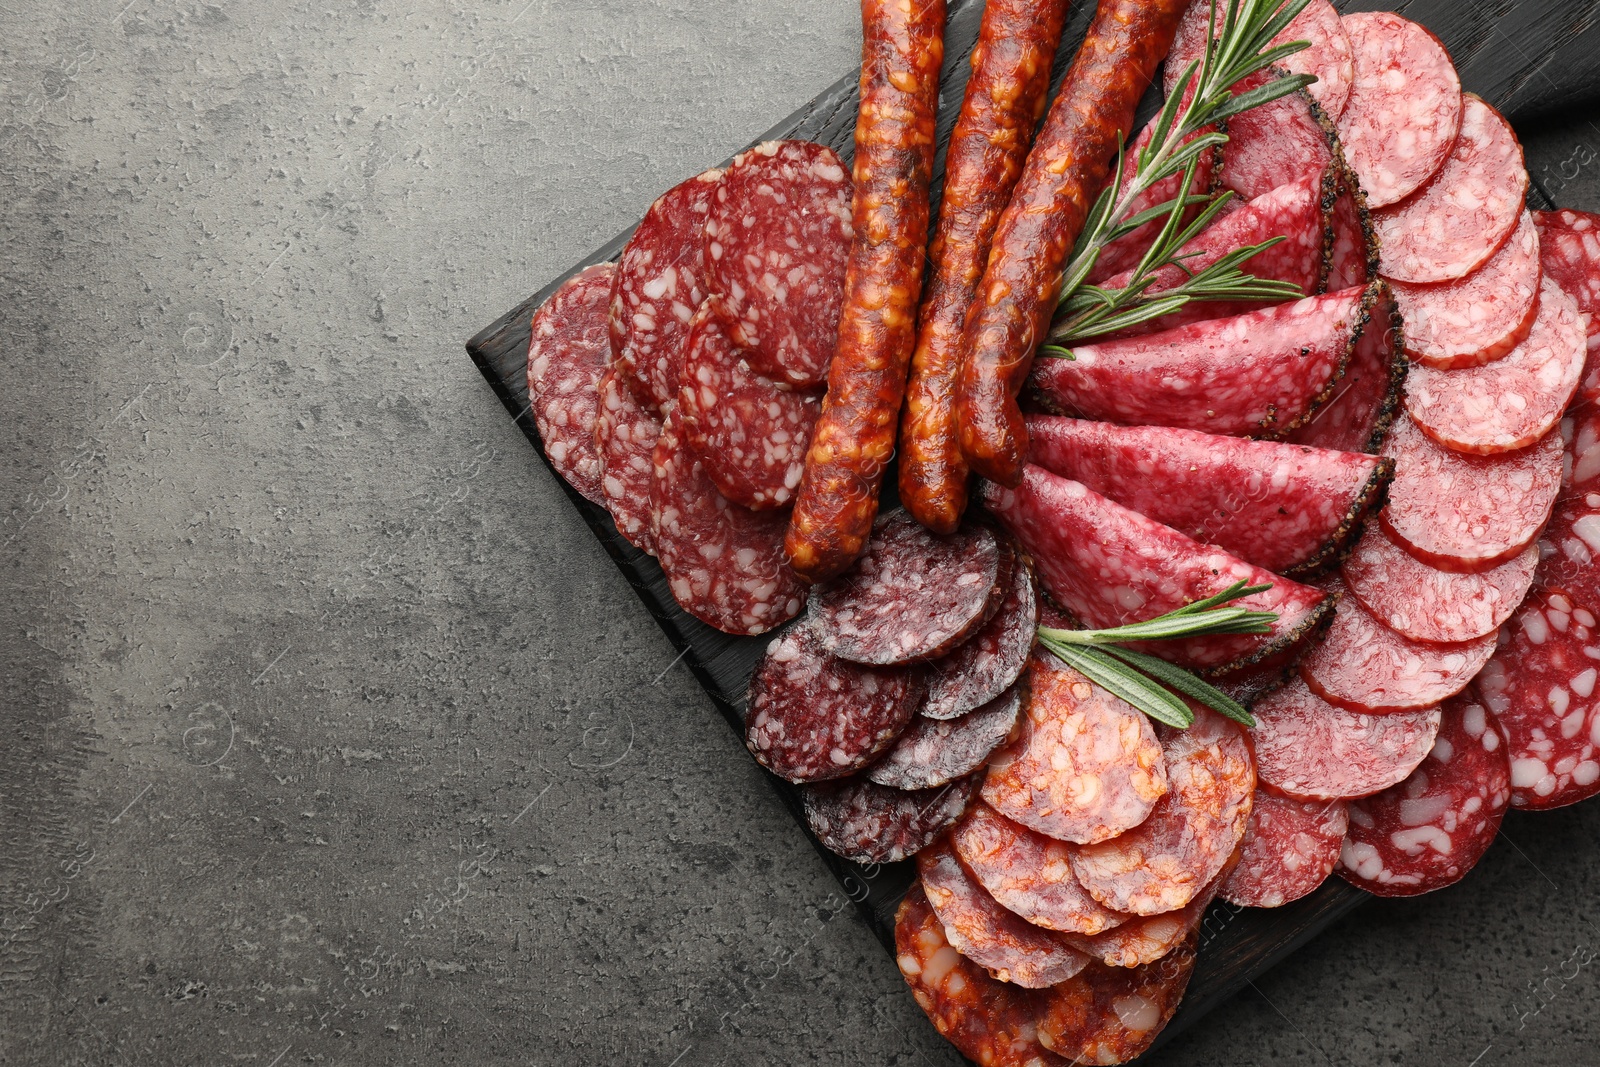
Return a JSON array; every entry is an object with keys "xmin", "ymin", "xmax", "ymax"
[
  {"xmin": 1063, "ymin": 858, "xmax": 1234, "ymax": 968},
  {"xmin": 987, "ymin": 467, "xmax": 1333, "ymax": 672},
  {"xmin": 1534, "ymin": 209, "xmax": 1600, "ymax": 404},
  {"xmin": 1535, "ymin": 409, "xmax": 1600, "ymax": 608},
  {"xmin": 1391, "ymin": 212, "xmax": 1541, "ymax": 370},
  {"xmin": 1286, "ymin": 280, "xmax": 1405, "ymax": 455},
  {"xmin": 1379, "ymin": 414, "xmax": 1563, "ymax": 572},
  {"xmin": 809, "ymin": 512, "xmax": 1003, "ymax": 666},
  {"xmin": 650, "ymin": 408, "xmax": 806, "ymax": 635},
  {"xmin": 981, "ymin": 656, "xmax": 1169, "ymax": 845},
  {"xmin": 1026, "ymin": 416, "xmax": 1392, "ymax": 576},
  {"xmin": 1165, "ymin": 0, "xmax": 1353, "ymax": 121},
  {"xmin": 1301, "ymin": 578, "xmax": 1496, "ymax": 716},
  {"xmin": 705, "ymin": 140, "xmax": 853, "ymax": 388},
  {"xmin": 1035, "ymin": 931, "xmax": 1197, "ymax": 1064},
  {"xmin": 1338, "ymin": 694, "xmax": 1511, "ymax": 896},
  {"xmin": 1220, "ymin": 790, "xmax": 1347, "ymax": 908},
  {"xmin": 1218, "ymin": 72, "xmax": 1336, "ymax": 203},
  {"xmin": 1404, "ymin": 279, "xmax": 1586, "ymax": 456},
  {"xmin": 1372, "ymin": 96, "xmax": 1527, "ymax": 286},
  {"xmin": 923, "ymin": 553, "xmax": 1038, "ymax": 720},
  {"xmin": 951, "ymin": 801, "xmax": 1128, "ymax": 936},
  {"xmin": 593, "ymin": 366, "xmax": 662, "ymax": 554},
  {"xmin": 868, "ymin": 684, "xmax": 1023, "ymax": 791},
  {"xmin": 803, "ymin": 773, "xmax": 979, "ymax": 864},
  {"xmin": 676, "ymin": 298, "xmax": 820, "ymax": 510},
  {"xmin": 1252, "ymin": 676, "xmax": 1442, "ymax": 801},
  {"xmin": 1343, "ymin": 524, "xmax": 1538, "ymax": 644},
  {"xmin": 745, "ymin": 622, "xmax": 923, "ymax": 783},
  {"xmin": 1324, "ymin": 161, "xmax": 1377, "ymax": 292},
  {"xmin": 1477, "ymin": 589, "xmax": 1600, "ymax": 811},
  {"xmin": 526, "ymin": 263, "xmax": 614, "ymax": 504},
  {"xmin": 610, "ymin": 169, "xmax": 722, "ymax": 409},
  {"xmin": 1335, "ymin": 12, "xmax": 1462, "ymax": 210},
  {"xmin": 1068, "ymin": 708, "xmax": 1254, "ymax": 916},
  {"xmin": 918, "ymin": 841, "xmax": 1091, "ymax": 988},
  {"xmin": 1031, "ymin": 288, "xmax": 1368, "ymax": 439}
]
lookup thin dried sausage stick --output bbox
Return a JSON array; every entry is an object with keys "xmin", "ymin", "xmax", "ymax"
[
  {"xmin": 955, "ymin": 0, "xmax": 1190, "ymax": 488},
  {"xmin": 783, "ymin": 0, "xmax": 947, "ymax": 583},
  {"xmin": 897, "ymin": 0, "xmax": 1070, "ymax": 534}
]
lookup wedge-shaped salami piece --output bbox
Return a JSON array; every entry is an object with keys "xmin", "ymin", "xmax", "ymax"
[
  {"xmin": 1032, "ymin": 288, "xmax": 1368, "ymax": 439},
  {"xmin": 987, "ymin": 468, "xmax": 1333, "ymax": 672},
  {"xmin": 1535, "ymin": 209, "xmax": 1600, "ymax": 404},
  {"xmin": 1253, "ymin": 677, "xmax": 1441, "ymax": 801},
  {"xmin": 1536, "ymin": 409, "xmax": 1600, "ymax": 609},
  {"xmin": 1392, "ymin": 212, "xmax": 1541, "ymax": 370},
  {"xmin": 1478, "ymin": 590, "xmax": 1600, "ymax": 811},
  {"xmin": 1338, "ymin": 695, "xmax": 1511, "ymax": 896},
  {"xmin": 594, "ymin": 365, "xmax": 662, "ymax": 553},
  {"xmin": 1068, "ymin": 709, "xmax": 1253, "ymax": 916},
  {"xmin": 952, "ymin": 802, "xmax": 1128, "ymax": 936},
  {"xmin": 1064, "ymin": 856, "xmax": 1234, "ymax": 968},
  {"xmin": 1404, "ymin": 279, "xmax": 1586, "ymax": 456},
  {"xmin": 1035, "ymin": 930, "xmax": 1198, "ymax": 1063},
  {"xmin": 1166, "ymin": 0, "xmax": 1353, "ymax": 121},
  {"xmin": 1335, "ymin": 12, "xmax": 1462, "ymax": 210},
  {"xmin": 1287, "ymin": 280, "xmax": 1404, "ymax": 454},
  {"xmin": 1379, "ymin": 415, "xmax": 1562, "ymax": 572},
  {"xmin": 981, "ymin": 656, "xmax": 1168, "ymax": 845},
  {"xmin": 923, "ymin": 553, "xmax": 1038, "ymax": 720},
  {"xmin": 1026, "ymin": 417, "xmax": 1392, "ymax": 576},
  {"xmin": 804, "ymin": 773, "xmax": 979, "ymax": 864},
  {"xmin": 1220, "ymin": 790, "xmax": 1347, "ymax": 908},
  {"xmin": 527, "ymin": 263, "xmax": 614, "ymax": 504},
  {"xmin": 1218, "ymin": 72, "xmax": 1336, "ymax": 203},
  {"xmin": 868, "ymin": 685, "xmax": 1023, "ymax": 791},
  {"xmin": 1325, "ymin": 160, "xmax": 1377, "ymax": 292},
  {"xmin": 1344, "ymin": 526, "xmax": 1537, "ymax": 645},
  {"xmin": 918, "ymin": 841, "xmax": 1091, "ymax": 988},
  {"xmin": 1301, "ymin": 578, "xmax": 1496, "ymax": 715},
  {"xmin": 1373, "ymin": 95, "xmax": 1527, "ymax": 285},
  {"xmin": 809, "ymin": 512, "xmax": 1003, "ymax": 665}
]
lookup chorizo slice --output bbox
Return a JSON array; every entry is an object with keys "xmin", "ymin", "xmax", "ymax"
[{"xmin": 1034, "ymin": 930, "xmax": 1198, "ymax": 1063}]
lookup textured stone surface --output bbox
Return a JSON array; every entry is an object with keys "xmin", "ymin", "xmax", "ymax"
[{"xmin": 0, "ymin": 2, "xmax": 1597, "ymax": 1065}]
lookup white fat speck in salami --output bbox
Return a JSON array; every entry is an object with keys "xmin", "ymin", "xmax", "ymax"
[
  {"xmin": 1534, "ymin": 209, "xmax": 1600, "ymax": 404},
  {"xmin": 868, "ymin": 683, "xmax": 1024, "ymax": 791},
  {"xmin": 1166, "ymin": 0, "xmax": 1353, "ymax": 121},
  {"xmin": 1373, "ymin": 95, "xmax": 1527, "ymax": 285},
  {"xmin": 594, "ymin": 366, "xmax": 663, "ymax": 554},
  {"xmin": 1534, "ymin": 409, "xmax": 1600, "ymax": 612},
  {"xmin": 649, "ymin": 407, "xmax": 805, "ymax": 635},
  {"xmin": 922, "ymin": 553, "xmax": 1038, "ymax": 720},
  {"xmin": 1287, "ymin": 281, "xmax": 1406, "ymax": 455},
  {"xmin": 526, "ymin": 263, "xmax": 615, "ymax": 505},
  {"xmin": 1335, "ymin": 12, "xmax": 1461, "ymax": 210},
  {"xmin": 1343, "ymin": 524, "xmax": 1537, "ymax": 644},
  {"xmin": 1392, "ymin": 212, "xmax": 1541, "ymax": 370},
  {"xmin": 1337, "ymin": 693, "xmax": 1511, "ymax": 896},
  {"xmin": 1405, "ymin": 279, "xmax": 1586, "ymax": 456},
  {"xmin": 1253, "ymin": 676, "xmax": 1441, "ymax": 801},
  {"xmin": 803, "ymin": 772, "xmax": 979, "ymax": 865},
  {"xmin": 1220, "ymin": 790, "xmax": 1347, "ymax": 909}
]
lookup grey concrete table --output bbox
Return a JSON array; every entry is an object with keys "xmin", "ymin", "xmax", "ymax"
[{"xmin": 2, "ymin": 2, "xmax": 1598, "ymax": 1064}]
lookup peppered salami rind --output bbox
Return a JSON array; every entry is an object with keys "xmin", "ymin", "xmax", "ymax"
[
  {"xmin": 1338, "ymin": 694, "xmax": 1511, "ymax": 896},
  {"xmin": 1034, "ymin": 930, "xmax": 1198, "ymax": 1063},
  {"xmin": 593, "ymin": 365, "xmax": 662, "ymax": 553},
  {"xmin": 1220, "ymin": 790, "xmax": 1347, "ymax": 909},
  {"xmin": 803, "ymin": 772, "xmax": 979, "ymax": 865},
  {"xmin": 1324, "ymin": 157, "xmax": 1377, "ymax": 292},
  {"xmin": 1287, "ymin": 280, "xmax": 1405, "ymax": 455},
  {"xmin": 868, "ymin": 683, "xmax": 1023, "ymax": 791},
  {"xmin": 923, "ymin": 551, "xmax": 1038, "ymax": 720},
  {"xmin": 1392, "ymin": 212, "xmax": 1541, "ymax": 370},
  {"xmin": 1343, "ymin": 525, "xmax": 1538, "ymax": 644},
  {"xmin": 527, "ymin": 263, "xmax": 615, "ymax": 505}
]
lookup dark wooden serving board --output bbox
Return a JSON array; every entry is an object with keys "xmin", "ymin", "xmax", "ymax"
[{"xmin": 467, "ymin": 1, "xmax": 1600, "ymax": 1058}]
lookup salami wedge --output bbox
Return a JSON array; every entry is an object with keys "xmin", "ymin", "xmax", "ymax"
[
  {"xmin": 1338, "ymin": 694, "xmax": 1511, "ymax": 896},
  {"xmin": 526, "ymin": 263, "xmax": 614, "ymax": 504},
  {"xmin": 803, "ymin": 773, "xmax": 978, "ymax": 864},
  {"xmin": 1536, "ymin": 409, "xmax": 1600, "ymax": 608},
  {"xmin": 1220, "ymin": 790, "xmax": 1347, "ymax": 908},
  {"xmin": 1035, "ymin": 932, "xmax": 1198, "ymax": 1064},
  {"xmin": 1343, "ymin": 525, "xmax": 1538, "ymax": 644},
  {"xmin": 1026, "ymin": 417, "xmax": 1392, "ymax": 576},
  {"xmin": 1219, "ymin": 72, "xmax": 1336, "ymax": 203},
  {"xmin": 987, "ymin": 467, "xmax": 1333, "ymax": 672},
  {"xmin": 1534, "ymin": 208, "xmax": 1600, "ymax": 404},
  {"xmin": 923, "ymin": 552, "xmax": 1039, "ymax": 720},
  {"xmin": 868, "ymin": 684, "xmax": 1023, "ymax": 791},
  {"xmin": 1252, "ymin": 676, "xmax": 1442, "ymax": 801},
  {"xmin": 1165, "ymin": 0, "xmax": 1353, "ymax": 121},
  {"xmin": 593, "ymin": 365, "xmax": 662, "ymax": 553},
  {"xmin": 1324, "ymin": 161, "xmax": 1377, "ymax": 292},
  {"xmin": 1286, "ymin": 280, "xmax": 1405, "ymax": 455}
]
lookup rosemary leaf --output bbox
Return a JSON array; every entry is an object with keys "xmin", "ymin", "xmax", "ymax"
[
  {"xmin": 1098, "ymin": 646, "xmax": 1257, "ymax": 727},
  {"xmin": 1041, "ymin": 640, "xmax": 1195, "ymax": 729}
]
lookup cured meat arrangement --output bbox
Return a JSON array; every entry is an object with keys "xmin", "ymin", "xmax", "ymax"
[{"xmin": 517, "ymin": 0, "xmax": 1600, "ymax": 1060}]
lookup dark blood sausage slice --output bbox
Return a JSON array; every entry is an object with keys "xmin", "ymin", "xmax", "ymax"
[
  {"xmin": 1068, "ymin": 708, "xmax": 1254, "ymax": 916},
  {"xmin": 594, "ymin": 365, "xmax": 662, "ymax": 553},
  {"xmin": 1166, "ymin": 0, "xmax": 1354, "ymax": 121},
  {"xmin": 526, "ymin": 263, "xmax": 615, "ymax": 505},
  {"xmin": 1405, "ymin": 279, "xmax": 1586, "ymax": 456},
  {"xmin": 1035, "ymin": 931, "xmax": 1198, "ymax": 1064},
  {"xmin": 704, "ymin": 141, "xmax": 852, "ymax": 388},
  {"xmin": 897, "ymin": 0, "xmax": 1070, "ymax": 535},
  {"xmin": 1537, "ymin": 409, "xmax": 1600, "ymax": 610},
  {"xmin": 1325, "ymin": 160, "xmax": 1377, "ymax": 292},
  {"xmin": 803, "ymin": 772, "xmax": 978, "ymax": 865},
  {"xmin": 1343, "ymin": 525, "xmax": 1538, "ymax": 644},
  {"xmin": 1391, "ymin": 212, "xmax": 1541, "ymax": 371},
  {"xmin": 808, "ymin": 511, "xmax": 1001, "ymax": 665},
  {"xmin": 981, "ymin": 656, "xmax": 1169, "ymax": 845},
  {"xmin": 1477, "ymin": 590, "xmax": 1600, "ymax": 811},
  {"xmin": 954, "ymin": 0, "xmax": 1190, "ymax": 489},
  {"xmin": 784, "ymin": 3, "xmax": 945, "ymax": 583},
  {"xmin": 1534, "ymin": 209, "xmax": 1600, "ymax": 404},
  {"xmin": 676, "ymin": 299, "xmax": 820, "ymax": 511},
  {"xmin": 923, "ymin": 553, "xmax": 1038, "ymax": 720},
  {"xmin": 987, "ymin": 467, "xmax": 1332, "ymax": 673},
  {"xmin": 1220, "ymin": 790, "xmax": 1348, "ymax": 908},
  {"xmin": 1287, "ymin": 280, "xmax": 1405, "ymax": 455},
  {"xmin": 868, "ymin": 684, "xmax": 1024, "ymax": 791},
  {"xmin": 1338, "ymin": 694, "xmax": 1512, "ymax": 896},
  {"xmin": 1379, "ymin": 415, "xmax": 1563, "ymax": 573},
  {"xmin": 1026, "ymin": 416, "xmax": 1393, "ymax": 577},
  {"xmin": 1219, "ymin": 71, "xmax": 1337, "ymax": 203},
  {"xmin": 1300, "ymin": 577, "xmax": 1496, "ymax": 715},
  {"xmin": 650, "ymin": 408, "xmax": 806, "ymax": 635},
  {"xmin": 1031, "ymin": 287, "xmax": 1370, "ymax": 440},
  {"xmin": 1252, "ymin": 677, "xmax": 1442, "ymax": 801},
  {"xmin": 1373, "ymin": 95, "xmax": 1527, "ymax": 286},
  {"xmin": 610, "ymin": 169, "xmax": 722, "ymax": 410},
  {"xmin": 1334, "ymin": 12, "xmax": 1462, "ymax": 210},
  {"xmin": 951, "ymin": 801, "xmax": 1128, "ymax": 936},
  {"xmin": 1063, "ymin": 857, "xmax": 1234, "ymax": 968},
  {"xmin": 918, "ymin": 840, "xmax": 1090, "ymax": 988}
]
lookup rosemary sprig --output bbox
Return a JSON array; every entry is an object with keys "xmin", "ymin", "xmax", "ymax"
[{"xmin": 1036, "ymin": 581, "xmax": 1275, "ymax": 728}]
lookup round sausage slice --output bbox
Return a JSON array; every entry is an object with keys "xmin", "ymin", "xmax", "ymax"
[{"xmin": 1342, "ymin": 524, "xmax": 1538, "ymax": 644}]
